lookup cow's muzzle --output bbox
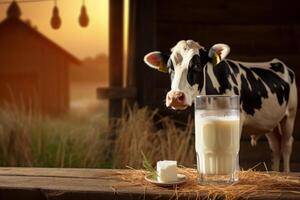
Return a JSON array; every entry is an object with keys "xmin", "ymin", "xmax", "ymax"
[{"xmin": 166, "ymin": 91, "xmax": 188, "ymax": 110}]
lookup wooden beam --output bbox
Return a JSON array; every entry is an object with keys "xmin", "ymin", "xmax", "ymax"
[
  {"xmin": 109, "ymin": 0, "xmax": 124, "ymax": 120},
  {"xmin": 97, "ymin": 87, "xmax": 137, "ymax": 99},
  {"xmin": 126, "ymin": 0, "xmax": 136, "ymax": 88},
  {"xmin": 125, "ymin": 0, "xmax": 137, "ymax": 107}
]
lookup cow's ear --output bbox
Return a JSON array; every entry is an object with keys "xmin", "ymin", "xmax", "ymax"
[
  {"xmin": 208, "ymin": 44, "xmax": 230, "ymax": 65},
  {"xmin": 144, "ymin": 51, "xmax": 169, "ymax": 73}
]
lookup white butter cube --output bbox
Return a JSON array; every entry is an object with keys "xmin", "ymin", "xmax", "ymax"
[{"xmin": 156, "ymin": 160, "xmax": 177, "ymax": 182}]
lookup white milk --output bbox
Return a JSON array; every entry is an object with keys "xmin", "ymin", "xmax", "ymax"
[{"xmin": 195, "ymin": 113, "xmax": 240, "ymax": 175}]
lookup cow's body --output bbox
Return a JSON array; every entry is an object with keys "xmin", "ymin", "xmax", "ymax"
[
  {"xmin": 144, "ymin": 40, "xmax": 297, "ymax": 172},
  {"xmin": 201, "ymin": 58, "xmax": 296, "ymax": 134}
]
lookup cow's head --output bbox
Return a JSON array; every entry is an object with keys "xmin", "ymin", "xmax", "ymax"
[{"xmin": 144, "ymin": 40, "xmax": 230, "ymax": 110}]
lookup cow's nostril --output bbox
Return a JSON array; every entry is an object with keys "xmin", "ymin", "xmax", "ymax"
[{"xmin": 178, "ymin": 94, "xmax": 184, "ymax": 102}]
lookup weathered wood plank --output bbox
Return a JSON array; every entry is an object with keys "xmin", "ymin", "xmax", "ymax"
[
  {"xmin": 97, "ymin": 87, "xmax": 137, "ymax": 99},
  {"xmin": 130, "ymin": 0, "xmax": 158, "ymax": 108},
  {"xmin": 156, "ymin": 0, "xmax": 300, "ymax": 24},
  {"xmin": 0, "ymin": 168, "xmax": 298, "ymax": 200},
  {"xmin": 0, "ymin": 169, "xmax": 191, "ymax": 200},
  {"xmin": 156, "ymin": 24, "xmax": 296, "ymax": 55},
  {"xmin": 0, "ymin": 168, "xmax": 118, "ymax": 179}
]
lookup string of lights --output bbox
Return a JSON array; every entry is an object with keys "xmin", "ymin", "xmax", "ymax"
[{"xmin": 0, "ymin": 0, "xmax": 89, "ymax": 29}]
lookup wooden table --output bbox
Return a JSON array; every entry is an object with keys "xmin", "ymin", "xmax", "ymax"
[{"xmin": 0, "ymin": 168, "xmax": 299, "ymax": 200}]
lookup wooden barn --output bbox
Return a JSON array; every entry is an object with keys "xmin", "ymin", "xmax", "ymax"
[
  {"xmin": 0, "ymin": 2, "xmax": 80, "ymax": 115},
  {"xmin": 101, "ymin": 0, "xmax": 300, "ymax": 171}
]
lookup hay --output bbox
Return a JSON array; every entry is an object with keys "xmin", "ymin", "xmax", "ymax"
[
  {"xmin": 116, "ymin": 167, "xmax": 300, "ymax": 200},
  {"xmin": 113, "ymin": 106, "xmax": 195, "ymax": 168}
]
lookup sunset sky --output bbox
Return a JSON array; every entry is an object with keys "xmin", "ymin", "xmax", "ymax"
[{"xmin": 0, "ymin": 0, "xmax": 109, "ymax": 59}]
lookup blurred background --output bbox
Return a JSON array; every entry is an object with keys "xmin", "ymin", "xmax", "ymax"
[{"xmin": 0, "ymin": 0, "xmax": 299, "ymax": 171}]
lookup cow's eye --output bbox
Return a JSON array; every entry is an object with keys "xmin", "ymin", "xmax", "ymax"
[
  {"xmin": 189, "ymin": 55, "xmax": 201, "ymax": 71},
  {"xmin": 187, "ymin": 69, "xmax": 195, "ymax": 86}
]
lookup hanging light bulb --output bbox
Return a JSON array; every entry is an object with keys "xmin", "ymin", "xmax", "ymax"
[
  {"xmin": 79, "ymin": 0, "xmax": 89, "ymax": 27},
  {"xmin": 50, "ymin": 0, "xmax": 61, "ymax": 29}
]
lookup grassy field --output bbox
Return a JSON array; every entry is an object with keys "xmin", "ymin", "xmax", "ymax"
[{"xmin": 0, "ymin": 103, "xmax": 111, "ymax": 168}]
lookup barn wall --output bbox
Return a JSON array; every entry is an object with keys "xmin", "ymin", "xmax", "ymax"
[
  {"xmin": 0, "ymin": 24, "xmax": 41, "ymax": 111},
  {"xmin": 131, "ymin": 0, "xmax": 300, "ymax": 171},
  {"xmin": 38, "ymin": 41, "xmax": 70, "ymax": 115},
  {"xmin": 0, "ymin": 21, "xmax": 70, "ymax": 115},
  {"xmin": 58, "ymin": 59, "xmax": 69, "ymax": 113}
]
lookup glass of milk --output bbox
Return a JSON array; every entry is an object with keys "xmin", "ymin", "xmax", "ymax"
[{"xmin": 195, "ymin": 95, "xmax": 240, "ymax": 184}]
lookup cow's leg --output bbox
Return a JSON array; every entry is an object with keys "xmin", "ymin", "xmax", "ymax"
[
  {"xmin": 280, "ymin": 115, "xmax": 295, "ymax": 172},
  {"xmin": 265, "ymin": 130, "xmax": 281, "ymax": 171}
]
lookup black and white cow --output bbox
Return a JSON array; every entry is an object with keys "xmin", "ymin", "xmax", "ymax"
[{"xmin": 144, "ymin": 40, "xmax": 297, "ymax": 172}]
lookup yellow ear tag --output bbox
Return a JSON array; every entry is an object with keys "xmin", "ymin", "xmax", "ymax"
[
  {"xmin": 158, "ymin": 63, "xmax": 168, "ymax": 73},
  {"xmin": 212, "ymin": 52, "xmax": 221, "ymax": 66}
]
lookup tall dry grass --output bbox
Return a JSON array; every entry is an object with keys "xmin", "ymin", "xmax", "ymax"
[
  {"xmin": 113, "ymin": 106, "xmax": 195, "ymax": 168},
  {"xmin": 0, "ymin": 103, "xmax": 110, "ymax": 168},
  {"xmin": 0, "ymin": 103, "xmax": 33, "ymax": 166}
]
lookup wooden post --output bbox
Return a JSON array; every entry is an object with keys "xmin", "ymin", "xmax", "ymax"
[
  {"xmin": 108, "ymin": 0, "xmax": 124, "ymax": 122},
  {"xmin": 124, "ymin": 0, "xmax": 136, "ymax": 108},
  {"xmin": 97, "ymin": 0, "xmax": 137, "ymax": 123}
]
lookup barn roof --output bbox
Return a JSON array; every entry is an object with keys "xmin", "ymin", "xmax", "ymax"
[{"xmin": 0, "ymin": 2, "xmax": 81, "ymax": 65}]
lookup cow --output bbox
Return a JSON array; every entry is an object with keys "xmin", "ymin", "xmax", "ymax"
[{"xmin": 144, "ymin": 40, "xmax": 297, "ymax": 172}]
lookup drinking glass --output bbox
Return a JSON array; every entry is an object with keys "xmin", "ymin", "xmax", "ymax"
[{"xmin": 195, "ymin": 95, "xmax": 240, "ymax": 184}]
